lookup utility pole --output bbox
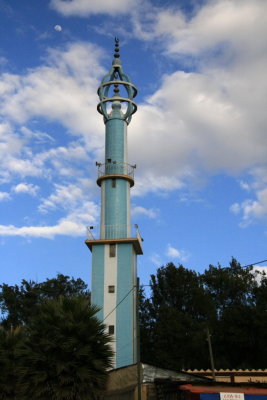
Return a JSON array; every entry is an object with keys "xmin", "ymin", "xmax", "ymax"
[
  {"xmin": 136, "ymin": 277, "xmax": 142, "ymax": 400},
  {"xmin": 206, "ymin": 327, "xmax": 216, "ymax": 381}
]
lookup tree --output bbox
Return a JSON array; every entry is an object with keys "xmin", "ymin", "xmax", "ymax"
[
  {"xmin": 202, "ymin": 258, "xmax": 257, "ymax": 314},
  {"xmin": 253, "ymin": 273, "xmax": 267, "ymax": 366},
  {"xmin": 0, "ymin": 274, "xmax": 90, "ymax": 329},
  {"xmin": 0, "ymin": 326, "xmax": 24, "ymax": 399},
  {"xmin": 139, "ymin": 286, "xmax": 154, "ymax": 366},
  {"xmin": 16, "ymin": 296, "xmax": 113, "ymax": 400},
  {"xmin": 202, "ymin": 259, "xmax": 260, "ymax": 368},
  {"xmin": 140, "ymin": 260, "xmax": 267, "ymax": 370},
  {"xmin": 140, "ymin": 263, "xmax": 214, "ymax": 370}
]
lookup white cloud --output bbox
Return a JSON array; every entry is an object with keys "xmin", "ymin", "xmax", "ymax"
[
  {"xmin": 0, "ymin": 41, "xmax": 104, "ymax": 242},
  {"xmin": 1, "ymin": 0, "xmax": 267, "ymax": 237},
  {"xmin": 0, "ymin": 42, "xmax": 105, "ymax": 150},
  {"xmin": 38, "ymin": 179, "xmax": 95, "ymax": 213},
  {"xmin": 166, "ymin": 244, "xmax": 190, "ymax": 262},
  {"xmin": 6, "ymin": 158, "xmax": 41, "ymax": 177},
  {"xmin": 0, "ymin": 57, "xmax": 7, "ymax": 66},
  {"xmin": 20, "ymin": 126, "xmax": 55, "ymax": 144},
  {"xmin": 33, "ymin": 143, "xmax": 90, "ymax": 179},
  {"xmin": 252, "ymin": 266, "xmax": 267, "ymax": 284},
  {"xmin": 0, "ymin": 139, "xmax": 91, "ymax": 185},
  {"xmin": 1, "ymin": 5, "xmax": 266, "ymax": 199},
  {"xmin": 0, "ymin": 200, "xmax": 99, "ymax": 239},
  {"xmin": 0, "ymin": 123, "xmax": 61, "ymax": 183},
  {"xmin": 132, "ymin": 206, "xmax": 158, "ymax": 219},
  {"xmin": 230, "ymin": 166, "xmax": 267, "ymax": 225},
  {"xmin": 0, "ymin": 220, "xmax": 84, "ymax": 239},
  {"xmin": 249, "ymin": 167, "xmax": 267, "ymax": 190},
  {"xmin": 66, "ymin": 200, "xmax": 99, "ymax": 226},
  {"xmin": 127, "ymin": 0, "xmax": 267, "ymax": 201},
  {"xmin": 149, "ymin": 252, "xmax": 162, "ymax": 268},
  {"xmin": 231, "ymin": 187, "xmax": 267, "ymax": 226},
  {"xmin": 133, "ymin": 0, "xmax": 267, "ymax": 60},
  {"xmin": 0, "ymin": 191, "xmax": 10, "ymax": 201},
  {"xmin": 239, "ymin": 180, "xmax": 250, "ymax": 191},
  {"xmin": 50, "ymin": 0, "xmax": 138, "ymax": 16},
  {"xmin": 39, "ymin": 183, "xmax": 83, "ymax": 212},
  {"xmin": 12, "ymin": 183, "xmax": 39, "ymax": 196},
  {"xmin": 132, "ymin": 67, "xmax": 267, "ymax": 175},
  {"xmin": 0, "ymin": 122, "xmax": 25, "ymax": 182},
  {"xmin": 230, "ymin": 202, "xmax": 240, "ymax": 215},
  {"xmin": 0, "ymin": 42, "xmax": 107, "ymax": 200},
  {"xmin": 133, "ymin": 168, "xmax": 184, "ymax": 197}
]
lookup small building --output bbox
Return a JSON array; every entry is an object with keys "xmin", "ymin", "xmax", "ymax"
[
  {"xmin": 103, "ymin": 364, "xmax": 267, "ymax": 400},
  {"xmin": 103, "ymin": 363, "xmax": 210, "ymax": 399},
  {"xmin": 177, "ymin": 383, "xmax": 267, "ymax": 400},
  {"xmin": 185, "ymin": 370, "xmax": 267, "ymax": 384}
]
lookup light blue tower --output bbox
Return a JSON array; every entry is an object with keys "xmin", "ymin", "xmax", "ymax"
[{"xmin": 85, "ymin": 39, "xmax": 143, "ymax": 369}]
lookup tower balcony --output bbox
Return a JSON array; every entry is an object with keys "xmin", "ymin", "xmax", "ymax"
[
  {"xmin": 85, "ymin": 224, "xmax": 143, "ymax": 254},
  {"xmin": 96, "ymin": 162, "xmax": 135, "ymax": 187}
]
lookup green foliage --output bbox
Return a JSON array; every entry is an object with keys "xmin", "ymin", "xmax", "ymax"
[
  {"xmin": 0, "ymin": 276, "xmax": 111, "ymax": 399},
  {"xmin": 0, "ymin": 274, "xmax": 90, "ymax": 329},
  {"xmin": 140, "ymin": 259, "xmax": 267, "ymax": 370},
  {"xmin": 0, "ymin": 327, "xmax": 24, "ymax": 399},
  {"xmin": 202, "ymin": 259, "xmax": 257, "ymax": 313},
  {"xmin": 0, "ymin": 297, "xmax": 112, "ymax": 400},
  {"xmin": 16, "ymin": 297, "xmax": 113, "ymax": 400},
  {"xmin": 141, "ymin": 263, "xmax": 213, "ymax": 370}
]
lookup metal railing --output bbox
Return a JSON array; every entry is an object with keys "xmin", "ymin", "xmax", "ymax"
[
  {"xmin": 96, "ymin": 162, "xmax": 136, "ymax": 179},
  {"xmin": 86, "ymin": 224, "xmax": 141, "ymax": 241}
]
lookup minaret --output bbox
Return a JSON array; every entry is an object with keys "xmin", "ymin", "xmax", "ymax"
[{"xmin": 86, "ymin": 39, "xmax": 143, "ymax": 369}]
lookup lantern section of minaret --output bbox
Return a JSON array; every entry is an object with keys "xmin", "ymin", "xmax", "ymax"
[{"xmin": 85, "ymin": 39, "xmax": 143, "ymax": 369}]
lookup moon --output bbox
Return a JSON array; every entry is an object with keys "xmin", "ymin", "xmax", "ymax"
[{"xmin": 54, "ymin": 25, "xmax": 62, "ymax": 32}]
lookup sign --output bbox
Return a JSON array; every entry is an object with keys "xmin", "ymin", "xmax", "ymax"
[{"xmin": 220, "ymin": 393, "xmax": 244, "ymax": 400}]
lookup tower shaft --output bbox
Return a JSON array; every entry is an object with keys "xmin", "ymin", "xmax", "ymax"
[
  {"xmin": 86, "ymin": 40, "xmax": 142, "ymax": 369},
  {"xmin": 101, "ymin": 117, "xmax": 130, "ymax": 238}
]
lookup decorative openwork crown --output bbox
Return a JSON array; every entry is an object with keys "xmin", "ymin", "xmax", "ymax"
[{"xmin": 97, "ymin": 38, "xmax": 138, "ymax": 124}]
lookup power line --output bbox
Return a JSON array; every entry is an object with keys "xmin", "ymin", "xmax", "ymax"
[
  {"xmin": 102, "ymin": 286, "xmax": 135, "ymax": 323},
  {"xmin": 101, "ymin": 258, "xmax": 267, "ymax": 322},
  {"xmin": 141, "ymin": 258, "xmax": 267, "ymax": 279},
  {"xmin": 241, "ymin": 258, "xmax": 267, "ymax": 268}
]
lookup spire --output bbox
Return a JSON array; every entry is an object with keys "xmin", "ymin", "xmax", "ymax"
[
  {"xmin": 113, "ymin": 38, "xmax": 120, "ymax": 95},
  {"xmin": 114, "ymin": 37, "xmax": 120, "ymax": 59},
  {"xmin": 97, "ymin": 38, "xmax": 138, "ymax": 125}
]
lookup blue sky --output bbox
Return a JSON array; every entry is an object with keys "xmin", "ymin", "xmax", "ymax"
[{"xmin": 1, "ymin": 0, "xmax": 267, "ymax": 289}]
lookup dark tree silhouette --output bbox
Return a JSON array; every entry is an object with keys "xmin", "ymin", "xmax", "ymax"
[
  {"xmin": 0, "ymin": 327, "xmax": 23, "ymax": 399},
  {"xmin": 16, "ymin": 297, "xmax": 113, "ymax": 400},
  {"xmin": 0, "ymin": 274, "xmax": 90, "ymax": 329},
  {"xmin": 140, "ymin": 259, "xmax": 267, "ymax": 369}
]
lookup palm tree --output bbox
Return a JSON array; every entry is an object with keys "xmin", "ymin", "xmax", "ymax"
[
  {"xmin": 0, "ymin": 326, "xmax": 23, "ymax": 399},
  {"xmin": 16, "ymin": 296, "xmax": 113, "ymax": 400}
]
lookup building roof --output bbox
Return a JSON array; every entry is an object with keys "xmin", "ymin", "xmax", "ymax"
[{"xmin": 179, "ymin": 384, "xmax": 267, "ymax": 395}]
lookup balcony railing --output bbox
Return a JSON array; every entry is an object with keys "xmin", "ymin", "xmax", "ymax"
[
  {"xmin": 86, "ymin": 224, "xmax": 141, "ymax": 241},
  {"xmin": 96, "ymin": 162, "xmax": 136, "ymax": 179}
]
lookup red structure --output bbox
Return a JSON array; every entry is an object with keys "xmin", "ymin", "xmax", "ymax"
[{"xmin": 178, "ymin": 384, "xmax": 267, "ymax": 400}]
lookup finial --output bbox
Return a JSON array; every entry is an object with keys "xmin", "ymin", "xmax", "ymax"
[
  {"xmin": 97, "ymin": 37, "xmax": 137, "ymax": 124},
  {"xmin": 114, "ymin": 37, "xmax": 120, "ymax": 58},
  {"xmin": 113, "ymin": 83, "xmax": 120, "ymax": 94}
]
